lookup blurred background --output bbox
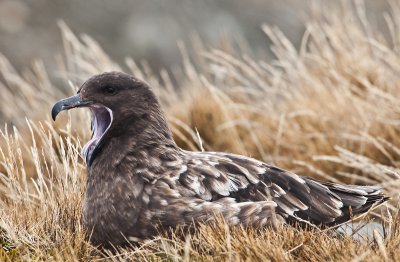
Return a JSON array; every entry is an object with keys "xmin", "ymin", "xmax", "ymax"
[{"xmin": 0, "ymin": 0, "xmax": 390, "ymax": 73}]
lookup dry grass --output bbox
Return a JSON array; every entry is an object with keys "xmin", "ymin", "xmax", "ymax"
[{"xmin": 1, "ymin": 1, "xmax": 400, "ymax": 261}]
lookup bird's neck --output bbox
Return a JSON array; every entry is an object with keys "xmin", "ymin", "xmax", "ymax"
[{"xmin": 88, "ymin": 113, "xmax": 180, "ymax": 178}]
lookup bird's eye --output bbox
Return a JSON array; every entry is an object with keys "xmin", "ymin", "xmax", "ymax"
[{"xmin": 104, "ymin": 86, "xmax": 117, "ymax": 95}]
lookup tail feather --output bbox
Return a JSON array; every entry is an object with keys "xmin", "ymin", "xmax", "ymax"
[
  {"xmin": 322, "ymin": 182, "xmax": 389, "ymax": 225},
  {"xmin": 290, "ymin": 178, "xmax": 388, "ymax": 226}
]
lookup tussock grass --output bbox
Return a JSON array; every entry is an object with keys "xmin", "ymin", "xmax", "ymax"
[{"xmin": 0, "ymin": 1, "xmax": 400, "ymax": 261}]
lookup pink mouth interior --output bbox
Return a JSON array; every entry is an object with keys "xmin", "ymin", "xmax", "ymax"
[{"xmin": 82, "ymin": 105, "xmax": 113, "ymax": 162}]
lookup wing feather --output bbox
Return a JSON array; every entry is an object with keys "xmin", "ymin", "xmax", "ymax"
[{"xmin": 172, "ymin": 151, "xmax": 387, "ymax": 227}]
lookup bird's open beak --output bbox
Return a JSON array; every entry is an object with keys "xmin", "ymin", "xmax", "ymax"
[{"xmin": 51, "ymin": 94, "xmax": 94, "ymax": 121}]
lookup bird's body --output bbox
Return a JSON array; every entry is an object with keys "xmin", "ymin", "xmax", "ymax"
[{"xmin": 52, "ymin": 72, "xmax": 388, "ymax": 246}]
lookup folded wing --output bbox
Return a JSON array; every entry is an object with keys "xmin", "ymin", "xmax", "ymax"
[{"xmin": 174, "ymin": 151, "xmax": 387, "ymax": 227}]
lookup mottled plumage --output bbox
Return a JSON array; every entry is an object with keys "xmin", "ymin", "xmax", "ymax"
[{"xmin": 51, "ymin": 72, "xmax": 388, "ymax": 246}]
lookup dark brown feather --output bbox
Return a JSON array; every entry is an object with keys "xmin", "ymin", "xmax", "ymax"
[{"xmin": 52, "ymin": 72, "xmax": 388, "ymax": 246}]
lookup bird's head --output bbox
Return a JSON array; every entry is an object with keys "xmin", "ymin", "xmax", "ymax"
[{"xmin": 52, "ymin": 71, "xmax": 170, "ymax": 166}]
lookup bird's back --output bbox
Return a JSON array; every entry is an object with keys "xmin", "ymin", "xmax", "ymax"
[{"xmin": 133, "ymin": 150, "xmax": 388, "ymax": 237}]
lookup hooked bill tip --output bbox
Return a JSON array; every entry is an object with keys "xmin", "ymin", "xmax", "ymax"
[{"xmin": 51, "ymin": 103, "xmax": 63, "ymax": 121}]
